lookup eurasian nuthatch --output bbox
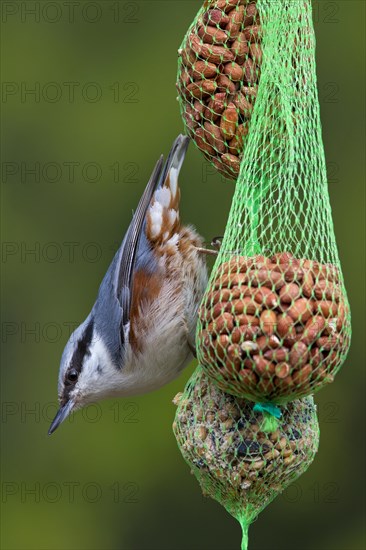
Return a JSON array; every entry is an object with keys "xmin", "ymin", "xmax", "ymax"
[{"xmin": 49, "ymin": 135, "xmax": 211, "ymax": 434}]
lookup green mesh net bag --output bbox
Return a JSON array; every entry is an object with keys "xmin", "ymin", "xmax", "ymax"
[
  {"xmin": 177, "ymin": 0, "xmax": 263, "ymax": 180},
  {"xmin": 173, "ymin": 367, "xmax": 319, "ymax": 550},
  {"xmin": 192, "ymin": 0, "xmax": 351, "ymax": 415}
]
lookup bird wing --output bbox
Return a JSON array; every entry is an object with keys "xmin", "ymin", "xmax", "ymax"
[
  {"xmin": 93, "ymin": 135, "xmax": 189, "ymax": 364},
  {"xmin": 93, "ymin": 156, "xmax": 163, "ymax": 362},
  {"xmin": 116, "ymin": 157, "xmax": 164, "ymax": 327},
  {"xmin": 116, "ymin": 134, "xmax": 190, "ymax": 321}
]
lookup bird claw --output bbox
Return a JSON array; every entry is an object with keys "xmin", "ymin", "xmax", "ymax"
[{"xmin": 211, "ymin": 236, "xmax": 223, "ymax": 250}]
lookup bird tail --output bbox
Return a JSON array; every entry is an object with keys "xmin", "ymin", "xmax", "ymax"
[{"xmin": 146, "ymin": 135, "xmax": 190, "ymax": 244}]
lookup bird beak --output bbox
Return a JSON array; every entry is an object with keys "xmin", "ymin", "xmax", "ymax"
[{"xmin": 48, "ymin": 399, "xmax": 74, "ymax": 435}]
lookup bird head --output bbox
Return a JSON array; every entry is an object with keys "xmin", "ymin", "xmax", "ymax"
[{"xmin": 48, "ymin": 316, "xmax": 121, "ymax": 435}]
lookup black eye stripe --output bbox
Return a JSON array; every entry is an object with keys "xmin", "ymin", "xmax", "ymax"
[
  {"xmin": 70, "ymin": 320, "xmax": 94, "ymax": 370},
  {"xmin": 63, "ymin": 320, "xmax": 94, "ymax": 394}
]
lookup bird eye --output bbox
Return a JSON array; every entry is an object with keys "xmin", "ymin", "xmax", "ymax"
[{"xmin": 67, "ymin": 369, "xmax": 78, "ymax": 383}]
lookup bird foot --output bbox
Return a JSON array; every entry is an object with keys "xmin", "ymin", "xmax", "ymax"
[
  {"xmin": 195, "ymin": 235, "xmax": 224, "ymax": 256},
  {"xmin": 195, "ymin": 247, "xmax": 219, "ymax": 256}
]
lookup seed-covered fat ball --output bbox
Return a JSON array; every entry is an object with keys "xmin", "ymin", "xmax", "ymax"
[{"xmin": 173, "ymin": 367, "xmax": 319, "ymax": 539}]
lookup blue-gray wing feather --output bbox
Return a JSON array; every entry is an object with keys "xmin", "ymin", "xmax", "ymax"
[
  {"xmin": 92, "ymin": 157, "xmax": 164, "ymax": 365},
  {"xmin": 92, "ymin": 135, "xmax": 188, "ymax": 367}
]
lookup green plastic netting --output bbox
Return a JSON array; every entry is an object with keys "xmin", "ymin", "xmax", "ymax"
[
  {"xmin": 173, "ymin": 367, "xmax": 319, "ymax": 550},
  {"xmin": 178, "ymin": 0, "xmax": 352, "ymax": 408}
]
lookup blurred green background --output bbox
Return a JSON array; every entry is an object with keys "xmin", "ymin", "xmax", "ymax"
[{"xmin": 1, "ymin": 1, "xmax": 365, "ymax": 549}]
